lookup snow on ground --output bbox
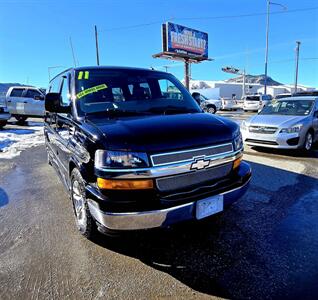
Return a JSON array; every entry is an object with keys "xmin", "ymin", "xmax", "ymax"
[{"xmin": 0, "ymin": 122, "xmax": 44, "ymax": 159}]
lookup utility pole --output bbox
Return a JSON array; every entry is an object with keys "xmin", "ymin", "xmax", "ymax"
[
  {"xmin": 264, "ymin": 0, "xmax": 270, "ymax": 95},
  {"xmin": 294, "ymin": 41, "xmax": 301, "ymax": 93},
  {"xmin": 95, "ymin": 25, "xmax": 100, "ymax": 66}
]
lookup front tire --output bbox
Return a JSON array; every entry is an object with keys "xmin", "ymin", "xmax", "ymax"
[
  {"xmin": 15, "ymin": 115, "xmax": 28, "ymax": 123},
  {"xmin": 0, "ymin": 121, "xmax": 7, "ymax": 128},
  {"xmin": 207, "ymin": 105, "xmax": 216, "ymax": 114},
  {"xmin": 303, "ymin": 131, "xmax": 313, "ymax": 151},
  {"xmin": 71, "ymin": 168, "xmax": 97, "ymax": 239}
]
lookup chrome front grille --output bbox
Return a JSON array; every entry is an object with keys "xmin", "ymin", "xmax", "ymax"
[
  {"xmin": 156, "ymin": 162, "xmax": 233, "ymax": 192},
  {"xmin": 151, "ymin": 143, "xmax": 233, "ymax": 167},
  {"xmin": 248, "ymin": 125, "xmax": 277, "ymax": 134}
]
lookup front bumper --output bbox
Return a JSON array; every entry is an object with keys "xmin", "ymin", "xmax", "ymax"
[
  {"xmin": 243, "ymin": 105, "xmax": 260, "ymax": 111},
  {"xmin": 87, "ymin": 162, "xmax": 251, "ymax": 231},
  {"xmin": 0, "ymin": 112, "xmax": 10, "ymax": 121},
  {"xmin": 242, "ymin": 129, "xmax": 304, "ymax": 149}
]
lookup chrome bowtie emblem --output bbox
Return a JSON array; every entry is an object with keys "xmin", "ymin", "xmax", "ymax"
[{"xmin": 191, "ymin": 159, "xmax": 210, "ymax": 170}]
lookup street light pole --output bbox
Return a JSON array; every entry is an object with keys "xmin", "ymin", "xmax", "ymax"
[
  {"xmin": 264, "ymin": 0, "xmax": 270, "ymax": 95},
  {"xmin": 294, "ymin": 41, "xmax": 301, "ymax": 93}
]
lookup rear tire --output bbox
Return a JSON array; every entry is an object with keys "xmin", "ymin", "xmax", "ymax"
[
  {"xmin": 15, "ymin": 115, "xmax": 28, "ymax": 123},
  {"xmin": 71, "ymin": 168, "xmax": 97, "ymax": 239}
]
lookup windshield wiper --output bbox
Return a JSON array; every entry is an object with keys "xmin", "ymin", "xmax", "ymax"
[
  {"xmin": 103, "ymin": 108, "xmax": 150, "ymax": 116},
  {"xmin": 147, "ymin": 106, "xmax": 197, "ymax": 115}
]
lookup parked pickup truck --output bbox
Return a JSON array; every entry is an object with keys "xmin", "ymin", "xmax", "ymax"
[
  {"xmin": 0, "ymin": 105, "xmax": 10, "ymax": 128},
  {"xmin": 44, "ymin": 66, "xmax": 251, "ymax": 238},
  {"xmin": 6, "ymin": 86, "xmax": 45, "ymax": 122},
  {"xmin": 192, "ymin": 92, "xmax": 222, "ymax": 114}
]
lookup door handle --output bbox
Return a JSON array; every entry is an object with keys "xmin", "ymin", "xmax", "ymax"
[{"xmin": 24, "ymin": 101, "xmax": 28, "ymax": 103}]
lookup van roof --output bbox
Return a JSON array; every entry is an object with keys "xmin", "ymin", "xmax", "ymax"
[{"xmin": 50, "ymin": 66, "xmax": 166, "ymax": 83}]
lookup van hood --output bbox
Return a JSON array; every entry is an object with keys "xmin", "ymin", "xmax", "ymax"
[{"xmin": 86, "ymin": 113, "xmax": 237, "ymax": 153}]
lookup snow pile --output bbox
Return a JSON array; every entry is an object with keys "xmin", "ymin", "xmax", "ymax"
[{"xmin": 0, "ymin": 122, "xmax": 44, "ymax": 159}]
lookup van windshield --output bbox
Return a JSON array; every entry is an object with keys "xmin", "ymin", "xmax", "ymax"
[
  {"xmin": 74, "ymin": 69, "xmax": 200, "ymax": 116},
  {"xmin": 259, "ymin": 100, "xmax": 314, "ymax": 116}
]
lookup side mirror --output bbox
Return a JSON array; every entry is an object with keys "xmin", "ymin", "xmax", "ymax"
[
  {"xmin": 45, "ymin": 93, "xmax": 71, "ymax": 113},
  {"xmin": 34, "ymin": 95, "xmax": 44, "ymax": 100},
  {"xmin": 192, "ymin": 92, "xmax": 201, "ymax": 105}
]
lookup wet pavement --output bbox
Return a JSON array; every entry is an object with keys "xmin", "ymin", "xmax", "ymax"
[{"xmin": 0, "ymin": 112, "xmax": 318, "ymax": 299}]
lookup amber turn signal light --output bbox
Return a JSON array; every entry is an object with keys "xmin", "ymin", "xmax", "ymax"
[
  {"xmin": 97, "ymin": 178, "xmax": 154, "ymax": 190},
  {"xmin": 233, "ymin": 157, "xmax": 242, "ymax": 169}
]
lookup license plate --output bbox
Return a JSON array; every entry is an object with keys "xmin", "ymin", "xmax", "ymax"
[{"xmin": 196, "ymin": 195, "xmax": 223, "ymax": 220}]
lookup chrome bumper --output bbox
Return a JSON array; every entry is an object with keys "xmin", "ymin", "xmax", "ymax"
[
  {"xmin": 87, "ymin": 175, "xmax": 251, "ymax": 231},
  {"xmin": 0, "ymin": 113, "xmax": 10, "ymax": 121}
]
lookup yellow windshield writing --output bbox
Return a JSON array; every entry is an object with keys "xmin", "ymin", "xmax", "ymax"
[
  {"xmin": 76, "ymin": 84, "xmax": 108, "ymax": 99},
  {"xmin": 78, "ymin": 71, "xmax": 89, "ymax": 80}
]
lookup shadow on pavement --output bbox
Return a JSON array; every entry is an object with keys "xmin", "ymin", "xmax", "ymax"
[
  {"xmin": 92, "ymin": 161, "xmax": 318, "ymax": 299},
  {"xmin": 0, "ymin": 188, "xmax": 9, "ymax": 207},
  {"xmin": 250, "ymin": 145, "xmax": 318, "ymax": 158}
]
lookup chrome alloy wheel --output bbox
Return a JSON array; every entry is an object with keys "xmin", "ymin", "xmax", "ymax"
[
  {"xmin": 208, "ymin": 106, "xmax": 216, "ymax": 114},
  {"xmin": 305, "ymin": 132, "xmax": 313, "ymax": 151},
  {"xmin": 72, "ymin": 180, "xmax": 87, "ymax": 229}
]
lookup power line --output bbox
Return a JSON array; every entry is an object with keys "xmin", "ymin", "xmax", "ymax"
[
  {"xmin": 99, "ymin": 6, "xmax": 318, "ymax": 32},
  {"xmin": 177, "ymin": 6, "xmax": 318, "ymax": 21},
  {"xmin": 271, "ymin": 57, "xmax": 318, "ymax": 63},
  {"xmin": 100, "ymin": 19, "xmax": 171, "ymax": 32}
]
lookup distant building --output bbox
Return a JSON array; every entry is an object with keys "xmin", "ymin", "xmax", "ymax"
[
  {"xmin": 190, "ymin": 80, "xmax": 315, "ymax": 99},
  {"xmin": 257, "ymin": 84, "xmax": 315, "ymax": 97}
]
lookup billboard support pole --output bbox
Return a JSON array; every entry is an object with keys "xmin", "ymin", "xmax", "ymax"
[{"xmin": 184, "ymin": 59, "xmax": 190, "ymax": 90}]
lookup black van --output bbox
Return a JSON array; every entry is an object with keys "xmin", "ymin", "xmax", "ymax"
[{"xmin": 44, "ymin": 66, "xmax": 251, "ymax": 238}]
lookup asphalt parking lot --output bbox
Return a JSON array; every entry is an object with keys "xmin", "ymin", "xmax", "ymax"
[{"xmin": 1, "ymin": 112, "xmax": 318, "ymax": 299}]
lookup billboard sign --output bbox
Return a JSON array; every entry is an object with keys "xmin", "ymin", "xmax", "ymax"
[{"xmin": 162, "ymin": 22, "xmax": 208, "ymax": 59}]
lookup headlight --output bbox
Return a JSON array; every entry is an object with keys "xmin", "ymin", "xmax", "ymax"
[
  {"xmin": 241, "ymin": 121, "xmax": 247, "ymax": 131},
  {"xmin": 233, "ymin": 132, "xmax": 243, "ymax": 151},
  {"xmin": 95, "ymin": 150, "xmax": 149, "ymax": 169},
  {"xmin": 280, "ymin": 124, "xmax": 303, "ymax": 134}
]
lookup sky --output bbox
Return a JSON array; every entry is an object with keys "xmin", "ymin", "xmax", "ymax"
[{"xmin": 0, "ymin": 0, "xmax": 317, "ymax": 88}]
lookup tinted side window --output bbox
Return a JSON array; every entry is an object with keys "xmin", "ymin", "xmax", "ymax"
[
  {"xmin": 60, "ymin": 76, "xmax": 71, "ymax": 106},
  {"xmin": 48, "ymin": 76, "xmax": 61, "ymax": 93},
  {"xmin": 158, "ymin": 79, "xmax": 183, "ymax": 100},
  {"xmin": 25, "ymin": 89, "xmax": 42, "ymax": 98},
  {"xmin": 10, "ymin": 88, "xmax": 25, "ymax": 97}
]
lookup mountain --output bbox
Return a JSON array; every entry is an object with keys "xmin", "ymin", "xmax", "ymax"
[
  {"xmin": 225, "ymin": 74, "xmax": 282, "ymax": 86},
  {"xmin": 0, "ymin": 83, "xmax": 32, "ymax": 95}
]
